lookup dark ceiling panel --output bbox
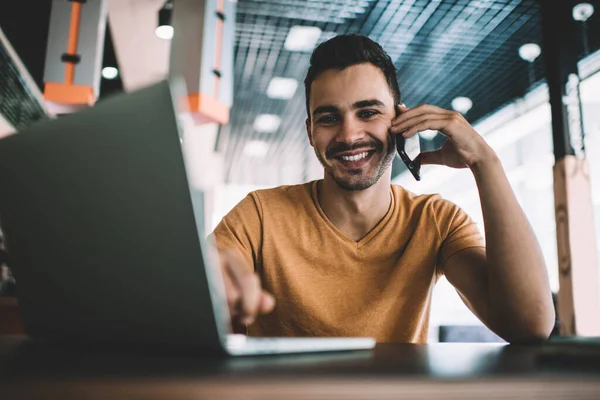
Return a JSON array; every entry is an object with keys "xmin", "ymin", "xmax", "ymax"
[
  {"xmin": 2, "ymin": 1, "xmax": 599, "ymax": 186},
  {"xmin": 221, "ymin": 0, "xmax": 600, "ymax": 185},
  {"xmin": 0, "ymin": 0, "xmax": 52, "ymax": 91}
]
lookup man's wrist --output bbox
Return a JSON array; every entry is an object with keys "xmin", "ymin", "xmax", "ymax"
[{"xmin": 470, "ymin": 146, "xmax": 501, "ymax": 174}]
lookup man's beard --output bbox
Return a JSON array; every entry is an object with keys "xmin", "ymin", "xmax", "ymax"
[{"xmin": 315, "ymin": 135, "xmax": 396, "ymax": 191}]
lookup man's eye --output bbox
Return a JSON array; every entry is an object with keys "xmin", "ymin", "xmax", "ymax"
[
  {"xmin": 358, "ymin": 110, "xmax": 378, "ymax": 119},
  {"xmin": 318, "ymin": 115, "xmax": 339, "ymax": 124}
]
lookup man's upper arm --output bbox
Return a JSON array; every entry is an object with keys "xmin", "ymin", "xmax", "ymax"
[
  {"xmin": 210, "ymin": 193, "xmax": 263, "ymax": 272},
  {"xmin": 434, "ymin": 199, "xmax": 493, "ymax": 326},
  {"xmin": 443, "ymin": 247, "xmax": 494, "ymax": 326}
]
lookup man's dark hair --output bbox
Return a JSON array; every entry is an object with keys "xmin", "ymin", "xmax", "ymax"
[{"xmin": 304, "ymin": 34, "xmax": 401, "ymax": 120}]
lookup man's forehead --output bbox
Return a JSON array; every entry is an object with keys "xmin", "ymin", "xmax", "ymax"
[{"xmin": 310, "ymin": 64, "xmax": 394, "ymax": 109}]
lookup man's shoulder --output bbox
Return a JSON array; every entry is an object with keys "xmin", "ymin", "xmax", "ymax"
[
  {"xmin": 391, "ymin": 184, "xmax": 442, "ymax": 205},
  {"xmin": 215, "ymin": 182, "xmax": 314, "ymax": 237},
  {"xmin": 250, "ymin": 181, "xmax": 314, "ymax": 208},
  {"xmin": 390, "ymin": 184, "xmax": 459, "ymax": 215}
]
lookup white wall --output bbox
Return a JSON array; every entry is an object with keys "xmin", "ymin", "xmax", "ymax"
[{"xmin": 581, "ymin": 69, "xmax": 600, "ymax": 272}]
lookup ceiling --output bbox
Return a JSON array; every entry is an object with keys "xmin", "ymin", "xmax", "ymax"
[
  {"xmin": 1, "ymin": 0, "xmax": 600, "ymax": 186},
  {"xmin": 220, "ymin": 0, "xmax": 600, "ymax": 185}
]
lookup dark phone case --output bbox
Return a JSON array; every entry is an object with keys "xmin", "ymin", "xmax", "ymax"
[{"xmin": 396, "ymin": 135, "xmax": 421, "ymax": 181}]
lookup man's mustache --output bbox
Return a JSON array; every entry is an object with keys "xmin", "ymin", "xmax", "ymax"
[{"xmin": 326, "ymin": 140, "xmax": 384, "ymax": 158}]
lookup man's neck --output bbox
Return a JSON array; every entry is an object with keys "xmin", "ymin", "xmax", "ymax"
[{"xmin": 317, "ymin": 172, "xmax": 392, "ymax": 242}]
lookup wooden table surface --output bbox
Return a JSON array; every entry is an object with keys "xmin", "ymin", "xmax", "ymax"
[{"xmin": 2, "ymin": 335, "xmax": 600, "ymax": 399}]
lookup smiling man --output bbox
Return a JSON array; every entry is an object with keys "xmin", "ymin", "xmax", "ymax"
[{"xmin": 211, "ymin": 34, "xmax": 555, "ymax": 343}]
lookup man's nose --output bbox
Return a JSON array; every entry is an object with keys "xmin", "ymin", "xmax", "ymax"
[{"xmin": 336, "ymin": 116, "xmax": 364, "ymax": 143}]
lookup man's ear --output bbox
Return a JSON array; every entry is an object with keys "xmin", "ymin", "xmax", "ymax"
[{"xmin": 305, "ymin": 118, "xmax": 314, "ymax": 147}]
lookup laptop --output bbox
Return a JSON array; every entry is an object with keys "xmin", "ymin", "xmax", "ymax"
[{"xmin": 0, "ymin": 80, "xmax": 375, "ymax": 356}]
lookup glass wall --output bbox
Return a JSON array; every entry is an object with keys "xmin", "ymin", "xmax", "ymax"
[{"xmin": 580, "ymin": 64, "xmax": 600, "ymax": 268}]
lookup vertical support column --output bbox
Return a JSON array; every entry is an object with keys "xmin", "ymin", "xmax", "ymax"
[
  {"xmin": 179, "ymin": 116, "xmax": 224, "ymax": 235},
  {"xmin": 540, "ymin": 0, "xmax": 600, "ymax": 336},
  {"xmin": 169, "ymin": 0, "xmax": 235, "ymax": 125},
  {"xmin": 43, "ymin": 0, "xmax": 107, "ymax": 114}
]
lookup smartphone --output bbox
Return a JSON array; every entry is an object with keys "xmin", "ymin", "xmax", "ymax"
[{"xmin": 395, "ymin": 107, "xmax": 421, "ymax": 181}]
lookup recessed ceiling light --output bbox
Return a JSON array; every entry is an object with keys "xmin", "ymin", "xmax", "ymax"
[
  {"xmin": 267, "ymin": 77, "xmax": 298, "ymax": 99},
  {"xmin": 284, "ymin": 26, "xmax": 322, "ymax": 52},
  {"xmin": 244, "ymin": 140, "xmax": 269, "ymax": 157},
  {"xmin": 419, "ymin": 130, "xmax": 438, "ymax": 140},
  {"xmin": 518, "ymin": 43, "xmax": 541, "ymax": 63},
  {"xmin": 451, "ymin": 97, "xmax": 473, "ymax": 114},
  {"xmin": 101, "ymin": 66, "xmax": 119, "ymax": 80},
  {"xmin": 253, "ymin": 114, "xmax": 281, "ymax": 133},
  {"xmin": 155, "ymin": 25, "xmax": 174, "ymax": 40}
]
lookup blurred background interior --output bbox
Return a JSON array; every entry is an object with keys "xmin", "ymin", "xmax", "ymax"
[{"xmin": 1, "ymin": 0, "xmax": 599, "ymax": 342}]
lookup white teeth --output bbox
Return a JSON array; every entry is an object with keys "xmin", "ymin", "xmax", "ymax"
[{"xmin": 341, "ymin": 152, "xmax": 369, "ymax": 162}]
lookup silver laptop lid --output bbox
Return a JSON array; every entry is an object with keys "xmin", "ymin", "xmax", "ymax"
[{"xmin": 0, "ymin": 80, "xmax": 230, "ymax": 350}]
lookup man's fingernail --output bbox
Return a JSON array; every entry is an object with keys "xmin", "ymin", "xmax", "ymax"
[{"xmin": 242, "ymin": 316, "xmax": 255, "ymax": 325}]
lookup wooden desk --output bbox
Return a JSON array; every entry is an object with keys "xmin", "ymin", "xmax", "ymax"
[{"xmin": 1, "ymin": 336, "xmax": 600, "ymax": 399}]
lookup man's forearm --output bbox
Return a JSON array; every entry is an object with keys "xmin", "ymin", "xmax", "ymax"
[{"xmin": 471, "ymin": 151, "xmax": 555, "ymax": 341}]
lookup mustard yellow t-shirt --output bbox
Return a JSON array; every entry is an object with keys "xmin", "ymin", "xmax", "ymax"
[{"xmin": 212, "ymin": 180, "xmax": 484, "ymax": 343}]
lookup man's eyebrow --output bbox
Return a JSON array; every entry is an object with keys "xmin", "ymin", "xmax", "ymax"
[
  {"xmin": 352, "ymin": 99, "xmax": 386, "ymax": 109},
  {"xmin": 312, "ymin": 100, "xmax": 386, "ymax": 117},
  {"xmin": 312, "ymin": 105, "xmax": 340, "ymax": 117}
]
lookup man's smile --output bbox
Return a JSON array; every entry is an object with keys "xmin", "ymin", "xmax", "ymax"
[{"xmin": 330, "ymin": 149, "xmax": 377, "ymax": 169}]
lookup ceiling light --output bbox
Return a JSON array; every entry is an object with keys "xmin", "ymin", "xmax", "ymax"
[
  {"xmin": 156, "ymin": 1, "xmax": 173, "ymax": 40},
  {"xmin": 573, "ymin": 3, "xmax": 594, "ymax": 21},
  {"xmin": 253, "ymin": 114, "xmax": 281, "ymax": 133},
  {"xmin": 284, "ymin": 26, "xmax": 322, "ymax": 52},
  {"xmin": 244, "ymin": 140, "xmax": 269, "ymax": 157},
  {"xmin": 451, "ymin": 97, "xmax": 473, "ymax": 114},
  {"xmin": 267, "ymin": 77, "xmax": 298, "ymax": 99},
  {"xmin": 155, "ymin": 25, "xmax": 173, "ymax": 40},
  {"xmin": 101, "ymin": 66, "xmax": 119, "ymax": 80},
  {"xmin": 518, "ymin": 43, "xmax": 541, "ymax": 63},
  {"xmin": 419, "ymin": 130, "xmax": 438, "ymax": 140}
]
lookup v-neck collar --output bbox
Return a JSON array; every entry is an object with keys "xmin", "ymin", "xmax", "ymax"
[{"xmin": 310, "ymin": 180, "xmax": 395, "ymax": 249}]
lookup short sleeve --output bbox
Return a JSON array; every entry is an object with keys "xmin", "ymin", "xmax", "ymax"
[
  {"xmin": 433, "ymin": 198, "xmax": 485, "ymax": 268},
  {"xmin": 210, "ymin": 193, "xmax": 263, "ymax": 272}
]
